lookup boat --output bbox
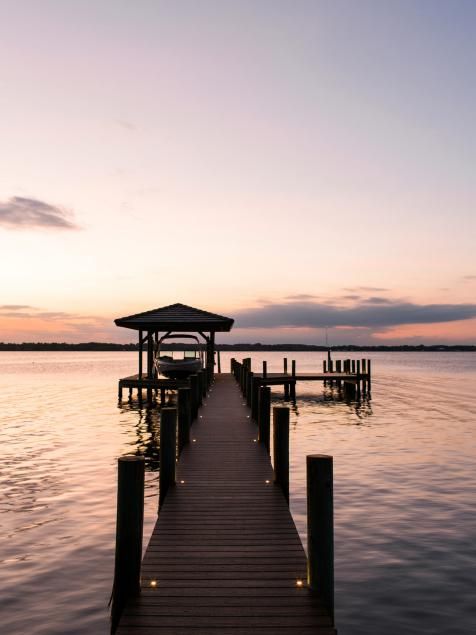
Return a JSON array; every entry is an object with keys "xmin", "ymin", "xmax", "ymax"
[{"xmin": 155, "ymin": 334, "xmax": 204, "ymax": 379}]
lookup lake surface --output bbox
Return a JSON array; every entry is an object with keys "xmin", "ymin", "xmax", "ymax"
[{"xmin": 1, "ymin": 351, "xmax": 475, "ymax": 634}]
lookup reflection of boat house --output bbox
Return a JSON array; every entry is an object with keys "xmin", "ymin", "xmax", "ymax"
[{"xmin": 114, "ymin": 303, "xmax": 234, "ymax": 397}]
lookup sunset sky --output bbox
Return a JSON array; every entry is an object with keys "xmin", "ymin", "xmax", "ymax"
[{"xmin": 1, "ymin": 1, "xmax": 475, "ymax": 344}]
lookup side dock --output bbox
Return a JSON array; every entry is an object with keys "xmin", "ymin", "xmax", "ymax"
[{"xmin": 113, "ymin": 372, "xmax": 336, "ymax": 634}]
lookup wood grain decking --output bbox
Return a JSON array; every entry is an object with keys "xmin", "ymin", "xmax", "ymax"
[{"xmin": 116, "ymin": 373, "xmax": 336, "ymax": 634}]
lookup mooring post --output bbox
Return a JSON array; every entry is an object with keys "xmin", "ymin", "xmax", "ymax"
[
  {"xmin": 291, "ymin": 359, "xmax": 296, "ymax": 376},
  {"xmin": 197, "ymin": 371, "xmax": 204, "ymax": 406},
  {"xmin": 258, "ymin": 386, "xmax": 271, "ymax": 453},
  {"xmin": 307, "ymin": 454, "xmax": 334, "ymax": 625},
  {"xmin": 283, "ymin": 357, "xmax": 288, "ymax": 374},
  {"xmin": 351, "ymin": 359, "xmax": 356, "ymax": 374},
  {"xmin": 329, "ymin": 360, "xmax": 333, "ymax": 373},
  {"xmin": 246, "ymin": 371, "xmax": 254, "ymax": 407},
  {"xmin": 323, "ymin": 360, "xmax": 327, "ymax": 373},
  {"xmin": 251, "ymin": 377, "xmax": 260, "ymax": 421},
  {"xmin": 273, "ymin": 407, "xmax": 289, "ymax": 504},
  {"xmin": 159, "ymin": 408, "xmax": 177, "ymax": 508},
  {"xmin": 118, "ymin": 382, "xmax": 123, "ymax": 401},
  {"xmin": 189, "ymin": 374, "xmax": 199, "ymax": 421},
  {"xmin": 262, "ymin": 360, "xmax": 267, "ymax": 378},
  {"xmin": 367, "ymin": 358, "xmax": 372, "ymax": 392},
  {"xmin": 177, "ymin": 388, "xmax": 191, "ymax": 454},
  {"xmin": 242, "ymin": 363, "xmax": 248, "ymax": 396},
  {"xmin": 111, "ymin": 455, "xmax": 145, "ymax": 633}
]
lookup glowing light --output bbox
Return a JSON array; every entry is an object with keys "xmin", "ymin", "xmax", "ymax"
[
  {"xmin": 150, "ymin": 580, "xmax": 157, "ymax": 587},
  {"xmin": 192, "ymin": 439, "xmax": 197, "ymax": 442},
  {"xmin": 296, "ymin": 579, "xmax": 303, "ymax": 587},
  {"xmin": 253, "ymin": 439, "xmax": 257, "ymax": 442},
  {"xmin": 180, "ymin": 480, "xmax": 185, "ymax": 484},
  {"xmin": 265, "ymin": 480, "xmax": 270, "ymax": 484}
]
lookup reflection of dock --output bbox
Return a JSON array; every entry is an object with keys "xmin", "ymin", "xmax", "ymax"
[{"xmin": 113, "ymin": 374, "xmax": 336, "ymax": 634}]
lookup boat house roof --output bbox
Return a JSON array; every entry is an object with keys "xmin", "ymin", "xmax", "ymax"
[{"xmin": 114, "ymin": 303, "xmax": 234, "ymax": 332}]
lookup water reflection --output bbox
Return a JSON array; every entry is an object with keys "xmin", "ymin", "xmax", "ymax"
[{"xmin": 118, "ymin": 395, "xmax": 176, "ymax": 472}]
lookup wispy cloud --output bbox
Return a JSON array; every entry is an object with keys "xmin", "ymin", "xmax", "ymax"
[
  {"xmin": 0, "ymin": 196, "xmax": 79, "ymax": 230},
  {"xmin": 234, "ymin": 299, "xmax": 476, "ymax": 330},
  {"xmin": 285, "ymin": 294, "xmax": 319, "ymax": 301},
  {"xmin": 343, "ymin": 286, "xmax": 389, "ymax": 292},
  {"xmin": 0, "ymin": 305, "xmax": 35, "ymax": 311}
]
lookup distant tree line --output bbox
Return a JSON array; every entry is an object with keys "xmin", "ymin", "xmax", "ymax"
[{"xmin": 0, "ymin": 342, "xmax": 474, "ymax": 352}]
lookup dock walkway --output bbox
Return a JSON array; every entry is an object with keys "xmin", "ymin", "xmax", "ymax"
[{"xmin": 116, "ymin": 373, "xmax": 336, "ymax": 634}]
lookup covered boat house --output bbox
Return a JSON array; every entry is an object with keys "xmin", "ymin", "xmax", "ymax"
[{"xmin": 115, "ymin": 303, "xmax": 234, "ymax": 399}]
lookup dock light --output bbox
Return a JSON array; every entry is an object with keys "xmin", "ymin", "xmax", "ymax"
[
  {"xmin": 180, "ymin": 480, "xmax": 185, "ymax": 484},
  {"xmin": 192, "ymin": 439, "xmax": 197, "ymax": 442},
  {"xmin": 150, "ymin": 580, "xmax": 157, "ymax": 587},
  {"xmin": 247, "ymin": 415, "xmax": 250, "ymax": 418},
  {"xmin": 265, "ymin": 480, "xmax": 270, "ymax": 484},
  {"xmin": 253, "ymin": 439, "xmax": 257, "ymax": 443},
  {"xmin": 296, "ymin": 579, "xmax": 303, "ymax": 587}
]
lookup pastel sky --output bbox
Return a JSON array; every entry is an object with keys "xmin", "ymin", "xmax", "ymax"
[{"xmin": 1, "ymin": 0, "xmax": 475, "ymax": 344}]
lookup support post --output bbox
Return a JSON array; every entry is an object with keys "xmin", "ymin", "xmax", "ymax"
[
  {"xmin": 159, "ymin": 408, "xmax": 176, "ymax": 508},
  {"xmin": 291, "ymin": 359, "xmax": 296, "ymax": 376},
  {"xmin": 273, "ymin": 407, "xmax": 289, "ymax": 504},
  {"xmin": 147, "ymin": 331, "xmax": 154, "ymax": 402},
  {"xmin": 307, "ymin": 454, "xmax": 334, "ymax": 624},
  {"xmin": 138, "ymin": 330, "xmax": 143, "ymax": 379},
  {"xmin": 197, "ymin": 371, "xmax": 204, "ymax": 406},
  {"xmin": 177, "ymin": 388, "xmax": 191, "ymax": 454},
  {"xmin": 290, "ymin": 380, "xmax": 296, "ymax": 402},
  {"xmin": 367, "ymin": 359, "xmax": 372, "ymax": 392},
  {"xmin": 351, "ymin": 359, "xmax": 356, "ymax": 374},
  {"xmin": 323, "ymin": 360, "xmax": 327, "ymax": 373},
  {"xmin": 217, "ymin": 349, "xmax": 221, "ymax": 373},
  {"xmin": 246, "ymin": 371, "xmax": 254, "ymax": 407},
  {"xmin": 111, "ymin": 455, "xmax": 145, "ymax": 632},
  {"xmin": 189, "ymin": 374, "xmax": 199, "ymax": 420},
  {"xmin": 283, "ymin": 357, "xmax": 288, "ymax": 374},
  {"xmin": 251, "ymin": 377, "xmax": 260, "ymax": 421},
  {"xmin": 258, "ymin": 386, "xmax": 271, "ymax": 453},
  {"xmin": 262, "ymin": 360, "xmax": 267, "ymax": 378}
]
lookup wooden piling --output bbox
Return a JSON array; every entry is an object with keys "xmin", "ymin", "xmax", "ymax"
[
  {"xmin": 197, "ymin": 371, "xmax": 204, "ymax": 406},
  {"xmin": 283, "ymin": 357, "xmax": 288, "ymax": 374},
  {"xmin": 291, "ymin": 359, "xmax": 296, "ymax": 376},
  {"xmin": 217, "ymin": 349, "xmax": 221, "ymax": 373},
  {"xmin": 307, "ymin": 454, "xmax": 334, "ymax": 624},
  {"xmin": 246, "ymin": 371, "xmax": 254, "ymax": 408},
  {"xmin": 368, "ymin": 358, "xmax": 372, "ymax": 392},
  {"xmin": 351, "ymin": 359, "xmax": 355, "ymax": 374},
  {"xmin": 273, "ymin": 407, "xmax": 289, "ymax": 504},
  {"xmin": 189, "ymin": 374, "xmax": 199, "ymax": 420},
  {"xmin": 177, "ymin": 388, "xmax": 191, "ymax": 454},
  {"xmin": 159, "ymin": 408, "xmax": 177, "ymax": 508},
  {"xmin": 262, "ymin": 360, "xmax": 267, "ymax": 378},
  {"xmin": 111, "ymin": 455, "xmax": 145, "ymax": 632},
  {"xmin": 258, "ymin": 386, "xmax": 271, "ymax": 453},
  {"xmin": 251, "ymin": 377, "xmax": 260, "ymax": 421}
]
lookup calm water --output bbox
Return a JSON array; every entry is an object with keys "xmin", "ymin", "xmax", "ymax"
[{"xmin": 1, "ymin": 351, "xmax": 475, "ymax": 634}]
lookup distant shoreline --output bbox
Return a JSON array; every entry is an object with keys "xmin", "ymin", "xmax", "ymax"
[{"xmin": 0, "ymin": 343, "xmax": 474, "ymax": 352}]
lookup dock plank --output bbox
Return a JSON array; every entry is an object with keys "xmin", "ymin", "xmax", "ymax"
[{"xmin": 116, "ymin": 374, "xmax": 336, "ymax": 634}]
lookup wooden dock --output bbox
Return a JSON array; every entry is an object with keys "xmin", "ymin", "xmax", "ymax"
[{"xmin": 114, "ymin": 373, "xmax": 336, "ymax": 634}]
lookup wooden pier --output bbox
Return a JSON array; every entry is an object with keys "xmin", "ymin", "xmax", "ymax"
[{"xmin": 112, "ymin": 371, "xmax": 336, "ymax": 634}]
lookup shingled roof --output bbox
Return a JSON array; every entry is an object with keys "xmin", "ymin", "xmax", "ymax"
[{"xmin": 114, "ymin": 303, "xmax": 234, "ymax": 332}]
